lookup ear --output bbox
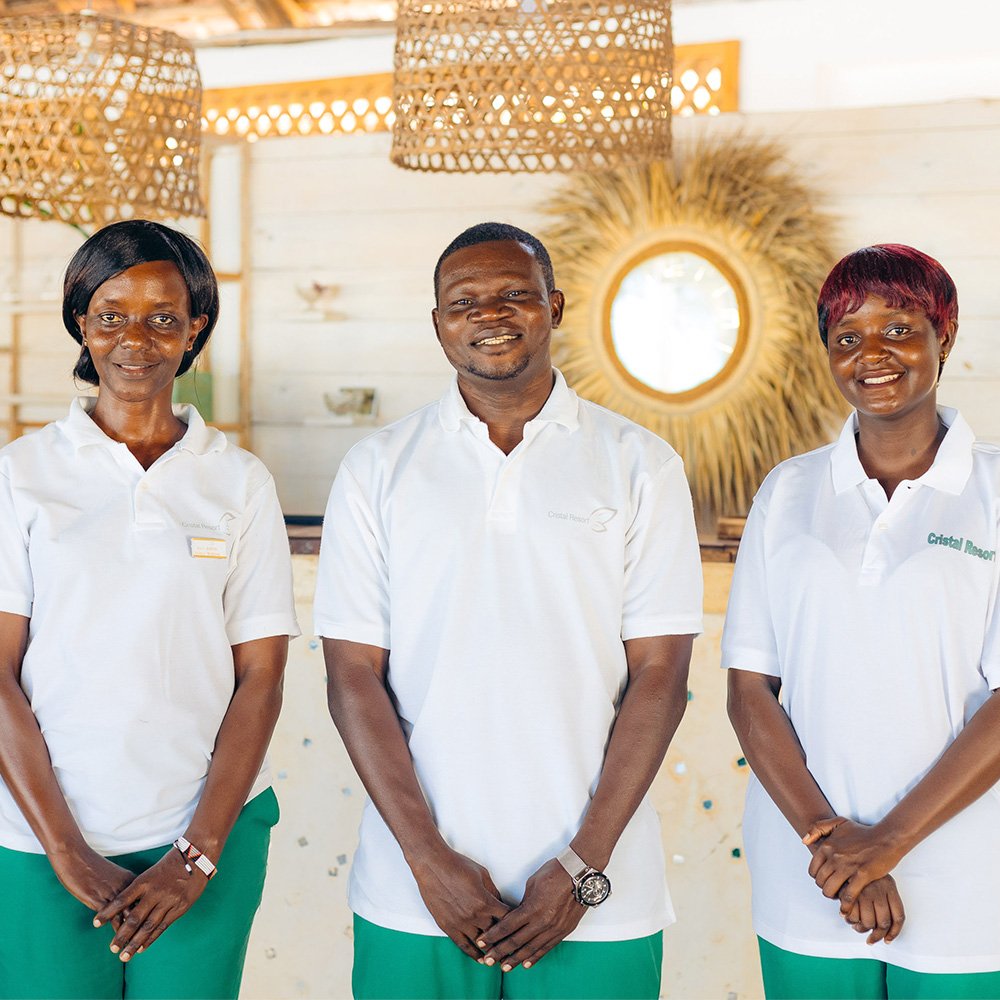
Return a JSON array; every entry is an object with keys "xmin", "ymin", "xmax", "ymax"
[
  {"xmin": 549, "ymin": 289, "xmax": 565, "ymax": 329},
  {"xmin": 76, "ymin": 314, "xmax": 86, "ymax": 340},
  {"xmin": 938, "ymin": 317, "xmax": 958, "ymax": 356},
  {"xmin": 188, "ymin": 314, "xmax": 209, "ymax": 350},
  {"xmin": 431, "ymin": 306, "xmax": 441, "ymax": 344}
]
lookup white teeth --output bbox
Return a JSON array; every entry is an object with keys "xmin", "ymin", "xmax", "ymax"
[
  {"xmin": 862, "ymin": 373, "xmax": 901, "ymax": 385},
  {"xmin": 477, "ymin": 335, "xmax": 517, "ymax": 345}
]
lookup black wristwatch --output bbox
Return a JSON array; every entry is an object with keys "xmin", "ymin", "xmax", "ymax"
[{"xmin": 557, "ymin": 847, "xmax": 612, "ymax": 906}]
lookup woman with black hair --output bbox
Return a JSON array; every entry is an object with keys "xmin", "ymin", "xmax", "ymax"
[{"xmin": 0, "ymin": 220, "xmax": 298, "ymax": 999}]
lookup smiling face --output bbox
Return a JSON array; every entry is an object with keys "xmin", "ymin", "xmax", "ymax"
[
  {"xmin": 432, "ymin": 240, "xmax": 564, "ymax": 387},
  {"xmin": 78, "ymin": 260, "xmax": 208, "ymax": 408},
  {"xmin": 826, "ymin": 294, "xmax": 957, "ymax": 424}
]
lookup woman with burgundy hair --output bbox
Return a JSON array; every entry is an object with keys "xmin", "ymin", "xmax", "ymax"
[{"xmin": 723, "ymin": 245, "xmax": 1000, "ymax": 998}]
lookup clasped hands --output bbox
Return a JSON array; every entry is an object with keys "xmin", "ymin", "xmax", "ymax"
[
  {"xmin": 54, "ymin": 844, "xmax": 209, "ymax": 963},
  {"xmin": 414, "ymin": 848, "xmax": 585, "ymax": 971},
  {"xmin": 802, "ymin": 817, "xmax": 906, "ymax": 945}
]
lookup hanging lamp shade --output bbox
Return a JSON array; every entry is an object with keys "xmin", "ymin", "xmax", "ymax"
[
  {"xmin": 391, "ymin": 0, "xmax": 673, "ymax": 173},
  {"xmin": 0, "ymin": 13, "xmax": 204, "ymax": 227}
]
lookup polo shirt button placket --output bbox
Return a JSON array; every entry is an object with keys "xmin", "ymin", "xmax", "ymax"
[
  {"xmin": 859, "ymin": 517, "xmax": 890, "ymax": 584},
  {"xmin": 487, "ymin": 455, "xmax": 521, "ymax": 533},
  {"xmin": 133, "ymin": 477, "xmax": 166, "ymax": 530}
]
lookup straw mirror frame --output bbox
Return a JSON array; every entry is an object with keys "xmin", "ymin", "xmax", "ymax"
[{"xmin": 543, "ymin": 137, "xmax": 848, "ymax": 518}]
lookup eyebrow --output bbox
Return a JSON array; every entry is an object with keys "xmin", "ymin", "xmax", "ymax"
[
  {"xmin": 837, "ymin": 307, "xmax": 921, "ymax": 323},
  {"xmin": 91, "ymin": 298, "xmax": 183, "ymax": 309},
  {"xmin": 441, "ymin": 271, "xmax": 537, "ymax": 289}
]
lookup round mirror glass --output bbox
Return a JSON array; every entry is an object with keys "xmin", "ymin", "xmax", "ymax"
[{"xmin": 609, "ymin": 250, "xmax": 742, "ymax": 395}]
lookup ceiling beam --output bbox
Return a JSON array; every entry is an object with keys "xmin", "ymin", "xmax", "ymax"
[
  {"xmin": 250, "ymin": 0, "xmax": 310, "ymax": 29},
  {"xmin": 219, "ymin": 0, "xmax": 261, "ymax": 30}
]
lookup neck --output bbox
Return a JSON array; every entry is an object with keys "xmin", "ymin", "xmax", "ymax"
[
  {"xmin": 90, "ymin": 391, "xmax": 187, "ymax": 470},
  {"xmin": 856, "ymin": 402, "xmax": 945, "ymax": 500},
  {"xmin": 457, "ymin": 367, "xmax": 556, "ymax": 455}
]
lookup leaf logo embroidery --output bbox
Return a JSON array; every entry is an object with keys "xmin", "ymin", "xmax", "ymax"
[{"xmin": 588, "ymin": 507, "xmax": 618, "ymax": 533}]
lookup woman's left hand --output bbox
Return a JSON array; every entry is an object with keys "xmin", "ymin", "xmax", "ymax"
[
  {"xmin": 843, "ymin": 874, "xmax": 906, "ymax": 945},
  {"xmin": 94, "ymin": 847, "xmax": 209, "ymax": 961},
  {"xmin": 803, "ymin": 818, "xmax": 904, "ymax": 910}
]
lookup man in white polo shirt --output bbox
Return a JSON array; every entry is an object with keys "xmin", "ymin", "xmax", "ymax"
[{"xmin": 315, "ymin": 222, "xmax": 703, "ymax": 999}]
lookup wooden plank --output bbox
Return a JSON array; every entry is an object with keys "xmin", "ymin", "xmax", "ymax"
[
  {"xmin": 938, "ymin": 380, "xmax": 1000, "ymax": 443},
  {"xmin": 239, "ymin": 141, "xmax": 252, "ymax": 450},
  {"xmin": 672, "ymin": 99, "xmax": 1000, "ymax": 143},
  {"xmin": 219, "ymin": 0, "xmax": 260, "ymax": 32},
  {"xmin": 252, "ymin": 370, "xmax": 449, "ymax": 423}
]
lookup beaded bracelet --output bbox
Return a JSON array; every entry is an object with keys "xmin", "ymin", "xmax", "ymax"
[{"xmin": 173, "ymin": 836, "xmax": 218, "ymax": 880}]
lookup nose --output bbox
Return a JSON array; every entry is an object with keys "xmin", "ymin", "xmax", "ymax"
[
  {"xmin": 858, "ymin": 332, "xmax": 889, "ymax": 362},
  {"xmin": 470, "ymin": 296, "xmax": 513, "ymax": 321},
  {"xmin": 116, "ymin": 319, "xmax": 152, "ymax": 350}
]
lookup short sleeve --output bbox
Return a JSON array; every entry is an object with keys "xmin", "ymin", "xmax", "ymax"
[
  {"xmin": 0, "ymin": 471, "xmax": 33, "ymax": 618},
  {"xmin": 223, "ymin": 474, "xmax": 300, "ymax": 645},
  {"xmin": 621, "ymin": 454, "xmax": 703, "ymax": 639},
  {"xmin": 314, "ymin": 461, "xmax": 390, "ymax": 648},
  {"xmin": 720, "ymin": 492, "xmax": 781, "ymax": 676}
]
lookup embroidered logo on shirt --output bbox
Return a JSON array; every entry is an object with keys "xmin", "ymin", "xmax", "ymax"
[
  {"xmin": 927, "ymin": 532, "xmax": 996, "ymax": 561},
  {"xmin": 548, "ymin": 507, "xmax": 618, "ymax": 533},
  {"xmin": 182, "ymin": 512, "xmax": 236, "ymax": 536}
]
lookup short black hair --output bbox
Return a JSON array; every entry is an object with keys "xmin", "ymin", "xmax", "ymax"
[
  {"xmin": 433, "ymin": 222, "xmax": 556, "ymax": 301},
  {"xmin": 62, "ymin": 220, "xmax": 220, "ymax": 386}
]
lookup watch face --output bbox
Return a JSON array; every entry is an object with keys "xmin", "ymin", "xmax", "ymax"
[{"xmin": 578, "ymin": 872, "xmax": 611, "ymax": 906}]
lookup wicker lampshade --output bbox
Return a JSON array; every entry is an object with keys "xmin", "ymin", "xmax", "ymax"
[
  {"xmin": 0, "ymin": 13, "xmax": 204, "ymax": 227},
  {"xmin": 391, "ymin": 0, "xmax": 673, "ymax": 173}
]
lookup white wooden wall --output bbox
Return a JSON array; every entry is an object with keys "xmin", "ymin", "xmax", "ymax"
[
  {"xmin": 243, "ymin": 98, "xmax": 1000, "ymax": 515},
  {"xmin": 4, "ymin": 99, "xmax": 997, "ymax": 510}
]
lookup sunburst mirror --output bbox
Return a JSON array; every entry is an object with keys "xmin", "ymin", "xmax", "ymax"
[{"xmin": 543, "ymin": 138, "xmax": 848, "ymax": 519}]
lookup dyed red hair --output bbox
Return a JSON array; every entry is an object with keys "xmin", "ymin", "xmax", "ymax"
[{"xmin": 817, "ymin": 244, "xmax": 958, "ymax": 345}]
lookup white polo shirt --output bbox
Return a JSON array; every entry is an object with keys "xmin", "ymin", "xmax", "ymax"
[
  {"xmin": 315, "ymin": 370, "xmax": 703, "ymax": 941},
  {"xmin": 722, "ymin": 407, "xmax": 1000, "ymax": 973},
  {"xmin": 0, "ymin": 399, "xmax": 300, "ymax": 856}
]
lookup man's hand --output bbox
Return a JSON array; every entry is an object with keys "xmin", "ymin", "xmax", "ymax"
[
  {"xmin": 475, "ymin": 858, "xmax": 586, "ymax": 971},
  {"xmin": 411, "ymin": 846, "xmax": 511, "ymax": 962},
  {"xmin": 93, "ymin": 849, "xmax": 209, "ymax": 962},
  {"xmin": 804, "ymin": 817, "xmax": 904, "ymax": 909},
  {"xmin": 842, "ymin": 875, "xmax": 905, "ymax": 945}
]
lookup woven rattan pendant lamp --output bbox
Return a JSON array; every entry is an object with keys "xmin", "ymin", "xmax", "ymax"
[
  {"xmin": 0, "ymin": 12, "xmax": 204, "ymax": 228},
  {"xmin": 391, "ymin": 0, "xmax": 673, "ymax": 172}
]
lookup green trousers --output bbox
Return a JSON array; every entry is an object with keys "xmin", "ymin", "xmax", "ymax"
[
  {"xmin": 353, "ymin": 913, "xmax": 663, "ymax": 999},
  {"xmin": 0, "ymin": 787, "xmax": 278, "ymax": 1000},
  {"xmin": 759, "ymin": 937, "xmax": 1000, "ymax": 1000}
]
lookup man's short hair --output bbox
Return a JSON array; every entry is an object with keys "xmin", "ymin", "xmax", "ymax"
[
  {"xmin": 433, "ymin": 222, "xmax": 556, "ymax": 300},
  {"xmin": 817, "ymin": 244, "xmax": 958, "ymax": 346}
]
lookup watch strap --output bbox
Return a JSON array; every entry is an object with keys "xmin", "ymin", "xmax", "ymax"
[{"xmin": 557, "ymin": 846, "xmax": 590, "ymax": 881}]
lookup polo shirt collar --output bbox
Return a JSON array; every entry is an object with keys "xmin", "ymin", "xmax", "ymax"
[
  {"xmin": 830, "ymin": 405, "xmax": 974, "ymax": 496},
  {"xmin": 61, "ymin": 397, "xmax": 227, "ymax": 456},
  {"xmin": 438, "ymin": 368, "xmax": 580, "ymax": 433}
]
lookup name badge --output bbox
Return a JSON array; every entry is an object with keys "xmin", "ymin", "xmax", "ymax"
[{"xmin": 190, "ymin": 537, "xmax": 228, "ymax": 559}]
